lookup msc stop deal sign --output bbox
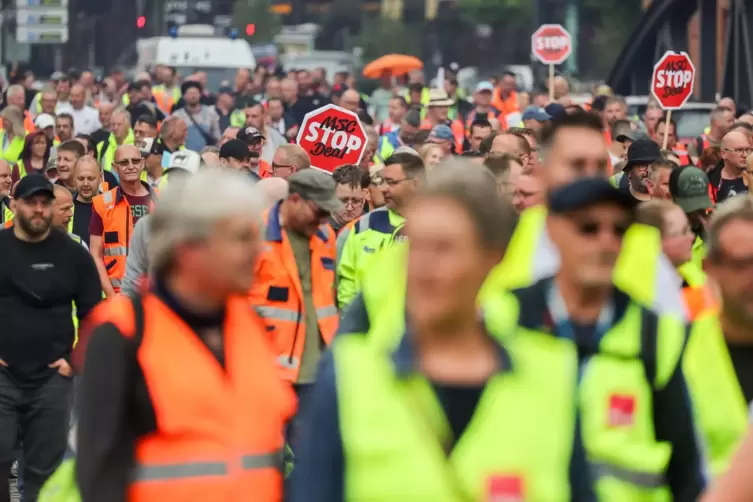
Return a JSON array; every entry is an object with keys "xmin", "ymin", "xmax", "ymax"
[
  {"xmin": 532, "ymin": 24, "xmax": 572, "ymax": 65},
  {"xmin": 296, "ymin": 104, "xmax": 367, "ymax": 173},
  {"xmin": 651, "ymin": 51, "xmax": 696, "ymax": 110}
]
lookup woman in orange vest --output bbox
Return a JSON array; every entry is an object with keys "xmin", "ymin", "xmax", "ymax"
[{"xmin": 76, "ymin": 167, "xmax": 295, "ymax": 502}]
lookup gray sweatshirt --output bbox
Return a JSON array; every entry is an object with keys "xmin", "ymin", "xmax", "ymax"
[{"xmin": 121, "ymin": 215, "xmax": 150, "ymax": 297}]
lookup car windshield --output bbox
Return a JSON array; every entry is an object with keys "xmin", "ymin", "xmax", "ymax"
[
  {"xmin": 675, "ymin": 110, "xmax": 712, "ymax": 141},
  {"xmin": 177, "ymin": 67, "xmax": 238, "ymax": 92}
]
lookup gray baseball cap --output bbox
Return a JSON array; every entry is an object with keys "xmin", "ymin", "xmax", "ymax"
[{"xmin": 288, "ymin": 169, "xmax": 344, "ymax": 213}]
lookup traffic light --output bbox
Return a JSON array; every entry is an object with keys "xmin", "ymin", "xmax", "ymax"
[
  {"xmin": 245, "ymin": 23, "xmax": 256, "ymax": 36},
  {"xmin": 136, "ymin": 16, "xmax": 146, "ymax": 29}
]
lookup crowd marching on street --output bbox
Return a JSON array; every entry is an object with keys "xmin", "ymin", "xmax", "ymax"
[{"xmin": 2, "ymin": 46, "xmax": 753, "ymax": 502}]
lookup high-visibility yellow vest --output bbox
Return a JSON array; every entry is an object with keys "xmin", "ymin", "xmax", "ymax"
[
  {"xmin": 96, "ymin": 130, "xmax": 135, "ymax": 173},
  {"xmin": 38, "ymin": 458, "xmax": 80, "ymax": 502},
  {"xmin": 334, "ymin": 291, "xmax": 581, "ymax": 501},
  {"xmin": 0, "ymin": 131, "xmax": 26, "ymax": 164},
  {"xmin": 684, "ymin": 311, "xmax": 748, "ymax": 477},
  {"xmin": 1, "ymin": 198, "xmax": 13, "ymax": 224}
]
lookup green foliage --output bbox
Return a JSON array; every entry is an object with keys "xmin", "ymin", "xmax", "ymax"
[
  {"xmin": 356, "ymin": 18, "xmax": 423, "ymax": 62},
  {"xmin": 232, "ymin": 0, "xmax": 281, "ymax": 44}
]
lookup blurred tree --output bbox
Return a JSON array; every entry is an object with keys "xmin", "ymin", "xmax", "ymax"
[
  {"xmin": 232, "ymin": 0, "xmax": 281, "ymax": 44},
  {"xmin": 355, "ymin": 17, "xmax": 423, "ymax": 61}
]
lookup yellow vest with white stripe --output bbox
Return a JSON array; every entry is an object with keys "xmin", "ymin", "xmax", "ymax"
[
  {"xmin": 335, "ymin": 292, "xmax": 581, "ymax": 501},
  {"xmin": 683, "ymin": 311, "xmax": 748, "ymax": 477},
  {"xmin": 97, "ymin": 130, "xmax": 135, "ymax": 173}
]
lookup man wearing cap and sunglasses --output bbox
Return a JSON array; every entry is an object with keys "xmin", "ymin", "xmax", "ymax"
[{"xmin": 0, "ymin": 174, "xmax": 101, "ymax": 502}]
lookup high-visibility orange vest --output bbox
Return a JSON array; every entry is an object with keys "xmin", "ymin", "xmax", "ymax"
[
  {"xmin": 87, "ymin": 293, "xmax": 295, "ymax": 502},
  {"xmin": 672, "ymin": 143, "xmax": 691, "ymax": 166},
  {"xmin": 23, "ymin": 111, "xmax": 35, "ymax": 133},
  {"xmin": 249, "ymin": 202, "xmax": 339, "ymax": 382},
  {"xmin": 91, "ymin": 184, "xmax": 156, "ymax": 292},
  {"xmin": 152, "ymin": 89, "xmax": 175, "ymax": 115},
  {"xmin": 491, "ymin": 89, "xmax": 520, "ymax": 125}
]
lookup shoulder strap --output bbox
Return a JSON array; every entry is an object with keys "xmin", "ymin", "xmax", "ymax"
[{"xmin": 639, "ymin": 307, "xmax": 658, "ymax": 388}]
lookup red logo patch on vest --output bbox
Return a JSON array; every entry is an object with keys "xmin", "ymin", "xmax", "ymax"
[
  {"xmin": 608, "ymin": 394, "xmax": 636, "ymax": 427},
  {"xmin": 487, "ymin": 474, "xmax": 524, "ymax": 502}
]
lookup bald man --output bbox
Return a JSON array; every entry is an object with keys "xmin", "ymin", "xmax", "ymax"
[
  {"xmin": 89, "ymin": 144, "xmax": 155, "ymax": 296},
  {"xmin": 257, "ymin": 177, "xmax": 289, "ymax": 208},
  {"xmin": 51, "ymin": 184, "xmax": 74, "ymax": 233},
  {"xmin": 715, "ymin": 130, "xmax": 751, "ymax": 203},
  {"xmin": 340, "ymin": 89, "xmax": 361, "ymax": 113}
]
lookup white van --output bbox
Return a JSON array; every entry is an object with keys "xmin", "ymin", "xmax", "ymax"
[{"xmin": 134, "ymin": 25, "xmax": 256, "ymax": 90}]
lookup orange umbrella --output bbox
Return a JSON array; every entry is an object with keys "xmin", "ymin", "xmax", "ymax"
[{"xmin": 363, "ymin": 54, "xmax": 423, "ymax": 79}]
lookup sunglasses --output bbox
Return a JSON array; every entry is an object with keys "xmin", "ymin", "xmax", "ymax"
[
  {"xmin": 575, "ymin": 219, "xmax": 630, "ymax": 238},
  {"xmin": 114, "ymin": 158, "xmax": 142, "ymax": 167}
]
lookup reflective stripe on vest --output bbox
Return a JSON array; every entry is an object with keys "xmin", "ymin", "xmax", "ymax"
[
  {"xmin": 591, "ymin": 461, "xmax": 665, "ymax": 488},
  {"xmin": 133, "ymin": 450, "xmax": 283, "ymax": 481},
  {"xmin": 255, "ymin": 305, "xmax": 338, "ymax": 323},
  {"xmin": 104, "ymin": 246, "xmax": 127, "ymax": 256}
]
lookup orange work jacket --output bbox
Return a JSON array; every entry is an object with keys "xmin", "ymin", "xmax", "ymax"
[
  {"xmin": 249, "ymin": 202, "xmax": 339, "ymax": 382},
  {"xmin": 91, "ymin": 183, "xmax": 156, "ymax": 292},
  {"xmin": 87, "ymin": 293, "xmax": 295, "ymax": 502}
]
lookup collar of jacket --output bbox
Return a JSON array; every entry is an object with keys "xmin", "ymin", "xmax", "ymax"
[
  {"xmin": 113, "ymin": 181, "xmax": 157, "ymax": 205},
  {"xmin": 266, "ymin": 200, "xmax": 329, "ymax": 243},
  {"xmin": 390, "ymin": 314, "xmax": 514, "ymax": 378}
]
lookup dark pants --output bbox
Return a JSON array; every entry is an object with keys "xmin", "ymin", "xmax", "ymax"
[{"xmin": 0, "ymin": 370, "xmax": 72, "ymax": 502}]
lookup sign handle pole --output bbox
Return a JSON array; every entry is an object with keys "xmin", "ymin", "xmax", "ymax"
[
  {"xmin": 548, "ymin": 64, "xmax": 555, "ymax": 101},
  {"xmin": 662, "ymin": 110, "xmax": 672, "ymax": 150}
]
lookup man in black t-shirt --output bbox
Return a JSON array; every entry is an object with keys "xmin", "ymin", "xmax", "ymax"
[
  {"xmin": 0, "ymin": 174, "xmax": 101, "ymax": 501},
  {"xmin": 710, "ymin": 131, "xmax": 751, "ymax": 203},
  {"xmin": 619, "ymin": 139, "xmax": 661, "ymax": 204}
]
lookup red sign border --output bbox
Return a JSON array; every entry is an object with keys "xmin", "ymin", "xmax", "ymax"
[
  {"xmin": 295, "ymin": 103, "xmax": 368, "ymax": 174},
  {"xmin": 531, "ymin": 23, "xmax": 573, "ymax": 65},
  {"xmin": 650, "ymin": 50, "xmax": 697, "ymax": 111}
]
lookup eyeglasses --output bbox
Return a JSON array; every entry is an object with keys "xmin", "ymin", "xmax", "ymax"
[
  {"xmin": 339, "ymin": 196, "xmax": 365, "ymax": 208},
  {"xmin": 114, "ymin": 158, "xmax": 142, "ymax": 167},
  {"xmin": 272, "ymin": 162, "xmax": 295, "ymax": 171},
  {"xmin": 575, "ymin": 219, "xmax": 630, "ymax": 238},
  {"xmin": 724, "ymin": 147, "xmax": 753, "ymax": 154}
]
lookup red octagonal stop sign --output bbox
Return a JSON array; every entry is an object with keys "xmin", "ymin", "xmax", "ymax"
[
  {"xmin": 651, "ymin": 51, "xmax": 696, "ymax": 110},
  {"xmin": 296, "ymin": 104, "xmax": 367, "ymax": 174},
  {"xmin": 532, "ymin": 24, "xmax": 572, "ymax": 65}
]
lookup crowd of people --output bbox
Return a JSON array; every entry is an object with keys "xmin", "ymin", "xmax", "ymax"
[{"xmin": 1, "ymin": 60, "xmax": 753, "ymax": 501}]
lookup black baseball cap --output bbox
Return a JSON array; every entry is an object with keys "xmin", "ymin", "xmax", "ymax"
[
  {"xmin": 237, "ymin": 126, "xmax": 265, "ymax": 143},
  {"xmin": 13, "ymin": 173, "xmax": 54, "ymax": 200},
  {"xmin": 549, "ymin": 177, "xmax": 637, "ymax": 214},
  {"xmin": 219, "ymin": 139, "xmax": 251, "ymax": 161}
]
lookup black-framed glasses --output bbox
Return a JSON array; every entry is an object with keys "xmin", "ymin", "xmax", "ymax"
[{"xmin": 724, "ymin": 147, "xmax": 753, "ymax": 155}]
